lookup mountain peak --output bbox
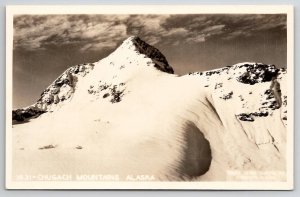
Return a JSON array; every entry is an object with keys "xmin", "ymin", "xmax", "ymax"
[
  {"xmin": 117, "ymin": 36, "xmax": 174, "ymax": 74},
  {"xmin": 123, "ymin": 35, "xmax": 140, "ymax": 42}
]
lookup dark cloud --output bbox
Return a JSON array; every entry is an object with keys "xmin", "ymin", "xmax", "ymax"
[
  {"xmin": 14, "ymin": 14, "xmax": 286, "ymax": 51},
  {"xmin": 13, "ymin": 15, "xmax": 129, "ymax": 51},
  {"xmin": 162, "ymin": 14, "xmax": 286, "ymax": 43}
]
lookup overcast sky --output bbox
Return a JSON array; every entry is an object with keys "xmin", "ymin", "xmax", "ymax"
[{"xmin": 13, "ymin": 14, "xmax": 287, "ymax": 108}]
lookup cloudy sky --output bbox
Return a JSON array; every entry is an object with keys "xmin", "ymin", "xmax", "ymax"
[{"xmin": 13, "ymin": 14, "xmax": 287, "ymax": 108}]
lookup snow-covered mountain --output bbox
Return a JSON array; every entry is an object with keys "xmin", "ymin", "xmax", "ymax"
[{"xmin": 12, "ymin": 36, "xmax": 287, "ymax": 181}]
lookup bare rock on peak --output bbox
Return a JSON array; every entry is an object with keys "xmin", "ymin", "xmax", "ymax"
[{"xmin": 122, "ymin": 36, "xmax": 174, "ymax": 74}]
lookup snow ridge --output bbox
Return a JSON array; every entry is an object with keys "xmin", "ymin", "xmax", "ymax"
[
  {"xmin": 12, "ymin": 37, "xmax": 288, "ymax": 182},
  {"xmin": 12, "ymin": 63, "xmax": 95, "ymax": 122},
  {"xmin": 188, "ymin": 62, "xmax": 287, "ymax": 124}
]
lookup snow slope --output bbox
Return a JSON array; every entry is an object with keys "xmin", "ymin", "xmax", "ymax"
[{"xmin": 12, "ymin": 36, "xmax": 287, "ymax": 181}]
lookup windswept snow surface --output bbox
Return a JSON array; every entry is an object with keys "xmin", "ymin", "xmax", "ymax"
[{"xmin": 12, "ymin": 36, "xmax": 287, "ymax": 181}]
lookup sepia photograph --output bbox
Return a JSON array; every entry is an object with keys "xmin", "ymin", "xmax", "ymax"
[{"xmin": 6, "ymin": 5, "xmax": 294, "ymax": 189}]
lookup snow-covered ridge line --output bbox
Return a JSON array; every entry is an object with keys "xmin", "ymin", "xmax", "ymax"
[
  {"xmin": 11, "ymin": 36, "xmax": 288, "ymax": 181},
  {"xmin": 188, "ymin": 62, "xmax": 285, "ymax": 84},
  {"xmin": 12, "ymin": 63, "xmax": 95, "ymax": 122},
  {"xmin": 12, "ymin": 61, "xmax": 286, "ymax": 124},
  {"xmin": 187, "ymin": 62, "xmax": 287, "ymax": 124},
  {"xmin": 12, "ymin": 36, "xmax": 174, "ymax": 122},
  {"xmin": 12, "ymin": 37, "xmax": 287, "ymax": 126}
]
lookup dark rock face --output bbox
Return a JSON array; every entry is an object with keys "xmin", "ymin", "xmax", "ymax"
[
  {"xmin": 12, "ymin": 63, "xmax": 95, "ymax": 123},
  {"xmin": 88, "ymin": 81, "xmax": 126, "ymax": 103},
  {"xmin": 131, "ymin": 36, "xmax": 174, "ymax": 74},
  {"xmin": 237, "ymin": 111, "xmax": 269, "ymax": 122},
  {"xmin": 189, "ymin": 63, "xmax": 280, "ymax": 86},
  {"xmin": 109, "ymin": 85, "xmax": 125, "ymax": 103},
  {"xmin": 37, "ymin": 63, "xmax": 95, "ymax": 108},
  {"xmin": 236, "ymin": 63, "xmax": 279, "ymax": 85},
  {"xmin": 12, "ymin": 107, "xmax": 46, "ymax": 122},
  {"xmin": 237, "ymin": 113, "xmax": 255, "ymax": 122},
  {"xmin": 39, "ymin": 144, "xmax": 56, "ymax": 150},
  {"xmin": 187, "ymin": 62, "xmax": 286, "ymax": 123},
  {"xmin": 220, "ymin": 91, "xmax": 233, "ymax": 100}
]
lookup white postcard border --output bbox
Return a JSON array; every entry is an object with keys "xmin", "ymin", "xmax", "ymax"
[{"xmin": 5, "ymin": 5, "xmax": 294, "ymax": 190}]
